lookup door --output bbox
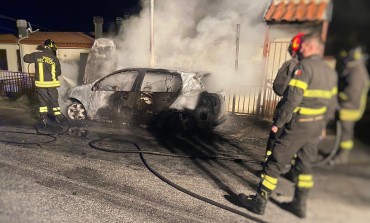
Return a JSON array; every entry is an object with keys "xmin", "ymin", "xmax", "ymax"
[
  {"xmin": 138, "ymin": 71, "xmax": 182, "ymax": 122},
  {"xmin": 88, "ymin": 70, "xmax": 139, "ymax": 122}
]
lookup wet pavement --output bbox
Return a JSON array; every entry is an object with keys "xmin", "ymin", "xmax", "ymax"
[{"xmin": 0, "ymin": 98, "xmax": 370, "ymax": 223}]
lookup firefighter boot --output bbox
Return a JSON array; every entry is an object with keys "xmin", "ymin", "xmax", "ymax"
[
  {"xmin": 281, "ymin": 188, "xmax": 309, "ymax": 218},
  {"xmin": 37, "ymin": 114, "xmax": 48, "ymax": 129},
  {"xmin": 54, "ymin": 115, "xmax": 66, "ymax": 127},
  {"xmin": 238, "ymin": 189, "xmax": 270, "ymax": 215},
  {"xmin": 282, "ymin": 167, "xmax": 299, "ymax": 183},
  {"xmin": 330, "ymin": 149, "xmax": 351, "ymax": 165}
]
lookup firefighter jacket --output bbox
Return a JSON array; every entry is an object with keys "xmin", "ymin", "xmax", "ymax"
[
  {"xmin": 273, "ymin": 58, "xmax": 299, "ymax": 97},
  {"xmin": 338, "ymin": 60, "xmax": 370, "ymax": 121},
  {"xmin": 23, "ymin": 48, "xmax": 61, "ymax": 88},
  {"xmin": 274, "ymin": 55, "xmax": 338, "ymax": 128}
]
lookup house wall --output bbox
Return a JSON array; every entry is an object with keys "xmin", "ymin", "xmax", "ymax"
[
  {"xmin": 269, "ymin": 23, "xmax": 322, "ymax": 42},
  {"xmin": 0, "ymin": 44, "xmax": 19, "ymax": 72},
  {"xmin": 266, "ymin": 23, "xmax": 323, "ymax": 82}
]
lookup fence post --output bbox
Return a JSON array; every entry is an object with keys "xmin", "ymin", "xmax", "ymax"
[{"xmin": 232, "ymin": 24, "xmax": 240, "ymax": 114}]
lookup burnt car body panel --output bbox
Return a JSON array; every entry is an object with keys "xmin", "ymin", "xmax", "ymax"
[{"xmin": 67, "ymin": 68, "xmax": 227, "ymax": 129}]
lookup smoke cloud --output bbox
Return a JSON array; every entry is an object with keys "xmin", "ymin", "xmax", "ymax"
[
  {"xmin": 114, "ymin": 0, "xmax": 269, "ymax": 89},
  {"xmin": 58, "ymin": 60, "xmax": 80, "ymax": 111}
]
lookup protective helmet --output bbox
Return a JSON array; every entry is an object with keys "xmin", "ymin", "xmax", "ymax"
[
  {"xmin": 44, "ymin": 39, "xmax": 57, "ymax": 51},
  {"xmin": 288, "ymin": 33, "xmax": 304, "ymax": 57},
  {"xmin": 340, "ymin": 46, "xmax": 368, "ymax": 64}
]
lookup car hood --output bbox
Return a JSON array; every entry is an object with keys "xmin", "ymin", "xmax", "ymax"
[{"xmin": 83, "ymin": 38, "xmax": 117, "ymax": 84}]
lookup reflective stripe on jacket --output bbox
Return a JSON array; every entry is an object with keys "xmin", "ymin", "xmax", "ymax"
[
  {"xmin": 23, "ymin": 48, "xmax": 61, "ymax": 88},
  {"xmin": 338, "ymin": 60, "xmax": 370, "ymax": 121},
  {"xmin": 274, "ymin": 55, "xmax": 338, "ymax": 128}
]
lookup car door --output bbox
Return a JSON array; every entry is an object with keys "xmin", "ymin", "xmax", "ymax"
[
  {"xmin": 138, "ymin": 71, "xmax": 182, "ymax": 122},
  {"xmin": 88, "ymin": 70, "xmax": 139, "ymax": 122}
]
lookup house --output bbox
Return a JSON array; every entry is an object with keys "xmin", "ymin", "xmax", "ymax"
[
  {"xmin": 0, "ymin": 29, "xmax": 94, "ymax": 82},
  {"xmin": 262, "ymin": 0, "xmax": 333, "ymax": 80}
]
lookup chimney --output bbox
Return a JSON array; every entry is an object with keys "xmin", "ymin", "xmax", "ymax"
[
  {"xmin": 16, "ymin": 19, "xmax": 28, "ymax": 38},
  {"xmin": 116, "ymin": 17, "xmax": 123, "ymax": 35},
  {"xmin": 93, "ymin": 16, "xmax": 104, "ymax": 39}
]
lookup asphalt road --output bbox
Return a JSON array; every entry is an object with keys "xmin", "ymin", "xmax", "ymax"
[{"xmin": 0, "ymin": 109, "xmax": 370, "ymax": 222}]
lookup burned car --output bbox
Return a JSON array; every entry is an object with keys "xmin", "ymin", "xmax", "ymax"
[{"xmin": 66, "ymin": 68, "xmax": 227, "ymax": 130}]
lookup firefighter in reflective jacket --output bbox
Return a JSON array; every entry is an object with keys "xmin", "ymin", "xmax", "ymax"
[
  {"xmin": 23, "ymin": 39, "xmax": 62, "ymax": 125},
  {"xmin": 238, "ymin": 33, "xmax": 338, "ymax": 218},
  {"xmin": 331, "ymin": 46, "xmax": 370, "ymax": 165},
  {"xmin": 263, "ymin": 33, "xmax": 303, "ymax": 164}
]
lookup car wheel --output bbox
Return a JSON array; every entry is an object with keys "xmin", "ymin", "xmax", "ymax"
[
  {"xmin": 67, "ymin": 102, "xmax": 87, "ymax": 120},
  {"xmin": 165, "ymin": 112, "xmax": 197, "ymax": 132}
]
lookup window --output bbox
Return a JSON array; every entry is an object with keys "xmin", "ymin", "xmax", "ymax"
[
  {"xmin": 99, "ymin": 71, "xmax": 138, "ymax": 91},
  {"xmin": 141, "ymin": 72, "xmax": 181, "ymax": 93},
  {"xmin": 0, "ymin": 49, "xmax": 8, "ymax": 70}
]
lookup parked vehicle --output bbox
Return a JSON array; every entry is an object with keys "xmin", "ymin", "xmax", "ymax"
[{"xmin": 66, "ymin": 68, "xmax": 227, "ymax": 130}]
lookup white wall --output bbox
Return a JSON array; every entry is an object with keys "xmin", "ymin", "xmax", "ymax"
[{"xmin": 269, "ymin": 24, "xmax": 322, "ymax": 42}]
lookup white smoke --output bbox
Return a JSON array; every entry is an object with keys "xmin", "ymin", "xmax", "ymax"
[
  {"xmin": 114, "ymin": 0, "xmax": 269, "ymax": 89},
  {"xmin": 58, "ymin": 60, "xmax": 80, "ymax": 112}
]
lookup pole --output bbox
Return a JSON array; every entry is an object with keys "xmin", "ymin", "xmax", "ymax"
[
  {"xmin": 18, "ymin": 29, "xmax": 39, "ymax": 73},
  {"xmin": 235, "ymin": 24, "xmax": 240, "ymax": 70},
  {"xmin": 150, "ymin": 0, "xmax": 155, "ymax": 67},
  {"xmin": 232, "ymin": 24, "xmax": 240, "ymax": 114}
]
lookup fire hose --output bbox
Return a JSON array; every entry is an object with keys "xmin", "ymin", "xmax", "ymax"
[{"xmin": 89, "ymin": 136, "xmax": 268, "ymax": 223}]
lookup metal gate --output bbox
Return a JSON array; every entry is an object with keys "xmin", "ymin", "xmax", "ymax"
[
  {"xmin": 226, "ymin": 41, "xmax": 291, "ymax": 118},
  {"xmin": 0, "ymin": 70, "xmax": 35, "ymax": 96}
]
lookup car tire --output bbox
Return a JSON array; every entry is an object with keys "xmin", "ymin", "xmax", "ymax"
[
  {"xmin": 67, "ymin": 102, "xmax": 87, "ymax": 120},
  {"xmin": 164, "ymin": 112, "xmax": 197, "ymax": 132}
]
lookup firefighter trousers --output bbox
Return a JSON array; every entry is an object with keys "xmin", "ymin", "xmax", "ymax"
[
  {"xmin": 339, "ymin": 121, "xmax": 355, "ymax": 150},
  {"xmin": 265, "ymin": 109, "xmax": 286, "ymax": 160},
  {"xmin": 264, "ymin": 116, "xmax": 324, "ymax": 178},
  {"xmin": 36, "ymin": 87, "xmax": 61, "ymax": 118}
]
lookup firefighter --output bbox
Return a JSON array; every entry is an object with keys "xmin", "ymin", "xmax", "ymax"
[
  {"xmin": 23, "ymin": 39, "xmax": 62, "ymax": 127},
  {"xmin": 263, "ymin": 33, "xmax": 304, "ymax": 165},
  {"xmin": 331, "ymin": 46, "xmax": 370, "ymax": 165},
  {"xmin": 238, "ymin": 32, "xmax": 338, "ymax": 218}
]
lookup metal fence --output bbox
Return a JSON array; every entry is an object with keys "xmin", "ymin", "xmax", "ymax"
[
  {"xmin": 225, "ymin": 41, "xmax": 290, "ymax": 118},
  {"xmin": 226, "ymin": 85, "xmax": 261, "ymax": 115},
  {"xmin": 0, "ymin": 70, "xmax": 35, "ymax": 96}
]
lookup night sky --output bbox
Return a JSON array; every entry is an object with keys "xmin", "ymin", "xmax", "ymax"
[
  {"xmin": 0, "ymin": 0, "xmax": 141, "ymax": 33},
  {"xmin": 1, "ymin": 0, "xmax": 370, "ymax": 57}
]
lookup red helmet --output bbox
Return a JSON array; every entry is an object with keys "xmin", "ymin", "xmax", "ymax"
[{"xmin": 288, "ymin": 33, "xmax": 304, "ymax": 57}]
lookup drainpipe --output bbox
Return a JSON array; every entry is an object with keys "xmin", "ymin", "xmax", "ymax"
[
  {"xmin": 116, "ymin": 17, "xmax": 123, "ymax": 35},
  {"xmin": 17, "ymin": 19, "xmax": 28, "ymax": 72},
  {"xmin": 17, "ymin": 21, "xmax": 39, "ymax": 73},
  {"xmin": 150, "ymin": 0, "xmax": 155, "ymax": 67},
  {"xmin": 93, "ymin": 16, "xmax": 103, "ymax": 39},
  {"xmin": 321, "ymin": 20, "xmax": 329, "ymax": 43}
]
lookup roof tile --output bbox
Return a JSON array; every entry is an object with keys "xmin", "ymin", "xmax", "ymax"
[
  {"xmin": 19, "ymin": 32, "xmax": 94, "ymax": 48},
  {"xmin": 0, "ymin": 34, "xmax": 18, "ymax": 44},
  {"xmin": 306, "ymin": 2, "xmax": 318, "ymax": 21},
  {"xmin": 271, "ymin": 2, "xmax": 286, "ymax": 21},
  {"xmin": 281, "ymin": 2, "xmax": 296, "ymax": 21},
  {"xmin": 264, "ymin": 0, "xmax": 332, "ymax": 23}
]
